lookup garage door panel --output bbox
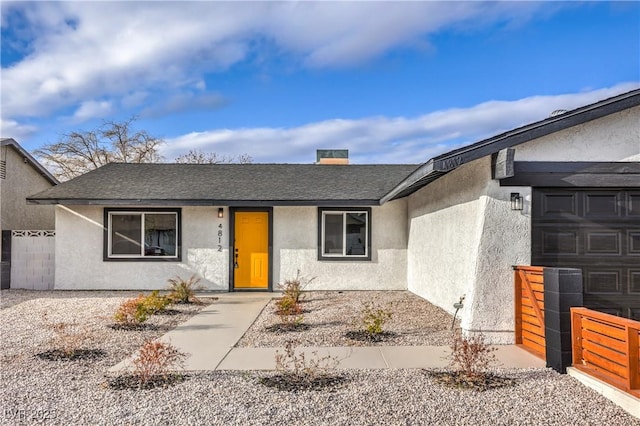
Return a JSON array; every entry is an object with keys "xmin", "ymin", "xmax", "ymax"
[
  {"xmin": 584, "ymin": 268, "xmax": 622, "ymax": 294},
  {"xmin": 540, "ymin": 228, "xmax": 579, "ymax": 256},
  {"xmin": 627, "ymin": 193, "xmax": 640, "ymax": 216},
  {"xmin": 584, "ymin": 192, "xmax": 621, "ymax": 217},
  {"xmin": 631, "ymin": 270, "xmax": 640, "ymax": 294},
  {"xmin": 630, "ymin": 232, "xmax": 640, "ymax": 254},
  {"xmin": 586, "ymin": 231, "xmax": 621, "ymax": 255},
  {"xmin": 533, "ymin": 188, "xmax": 639, "ymax": 320},
  {"xmin": 538, "ymin": 192, "xmax": 578, "ymax": 217}
]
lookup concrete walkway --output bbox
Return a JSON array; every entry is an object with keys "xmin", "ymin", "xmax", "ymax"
[{"xmin": 111, "ymin": 293, "xmax": 545, "ymax": 372}]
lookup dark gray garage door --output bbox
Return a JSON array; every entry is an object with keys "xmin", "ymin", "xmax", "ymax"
[{"xmin": 532, "ymin": 189, "xmax": 640, "ymax": 320}]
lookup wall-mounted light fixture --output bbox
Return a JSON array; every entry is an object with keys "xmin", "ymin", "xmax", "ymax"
[
  {"xmin": 218, "ymin": 208, "xmax": 224, "ymax": 218},
  {"xmin": 511, "ymin": 192, "xmax": 523, "ymax": 211}
]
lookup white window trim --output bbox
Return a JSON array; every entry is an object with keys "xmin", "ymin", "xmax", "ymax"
[
  {"xmin": 107, "ymin": 211, "xmax": 179, "ymax": 259},
  {"xmin": 320, "ymin": 210, "xmax": 369, "ymax": 258}
]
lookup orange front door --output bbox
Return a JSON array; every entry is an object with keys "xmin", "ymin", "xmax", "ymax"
[{"xmin": 233, "ymin": 211, "xmax": 269, "ymax": 289}]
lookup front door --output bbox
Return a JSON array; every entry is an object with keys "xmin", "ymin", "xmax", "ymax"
[{"xmin": 233, "ymin": 211, "xmax": 270, "ymax": 290}]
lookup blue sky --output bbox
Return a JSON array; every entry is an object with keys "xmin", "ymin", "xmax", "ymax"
[{"xmin": 1, "ymin": 1, "xmax": 638, "ymax": 164}]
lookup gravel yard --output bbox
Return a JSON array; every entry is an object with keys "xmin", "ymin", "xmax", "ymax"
[
  {"xmin": 1, "ymin": 290, "xmax": 638, "ymax": 426},
  {"xmin": 237, "ymin": 291, "xmax": 457, "ymax": 347}
]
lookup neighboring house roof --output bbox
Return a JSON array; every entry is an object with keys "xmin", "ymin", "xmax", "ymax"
[
  {"xmin": 0, "ymin": 138, "xmax": 59, "ymax": 185},
  {"xmin": 381, "ymin": 88, "xmax": 640, "ymax": 203},
  {"xmin": 27, "ymin": 163, "xmax": 418, "ymax": 206}
]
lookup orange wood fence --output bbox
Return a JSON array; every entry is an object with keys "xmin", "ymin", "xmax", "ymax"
[
  {"xmin": 571, "ymin": 307, "xmax": 640, "ymax": 398},
  {"xmin": 514, "ymin": 266, "xmax": 545, "ymax": 360}
]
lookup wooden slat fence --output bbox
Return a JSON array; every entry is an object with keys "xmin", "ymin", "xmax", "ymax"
[
  {"xmin": 514, "ymin": 266, "xmax": 545, "ymax": 360},
  {"xmin": 571, "ymin": 307, "xmax": 640, "ymax": 398}
]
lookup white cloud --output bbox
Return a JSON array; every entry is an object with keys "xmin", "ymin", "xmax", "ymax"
[
  {"xmin": 0, "ymin": 118, "xmax": 37, "ymax": 140},
  {"xmin": 71, "ymin": 100, "xmax": 113, "ymax": 122},
  {"xmin": 1, "ymin": 1, "xmax": 552, "ymax": 121},
  {"xmin": 162, "ymin": 83, "xmax": 639, "ymax": 164}
]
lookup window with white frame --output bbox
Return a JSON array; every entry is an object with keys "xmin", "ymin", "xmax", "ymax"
[
  {"xmin": 318, "ymin": 208, "xmax": 371, "ymax": 260},
  {"xmin": 105, "ymin": 209, "xmax": 180, "ymax": 260}
]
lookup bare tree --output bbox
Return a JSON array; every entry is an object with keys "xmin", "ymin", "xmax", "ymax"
[
  {"xmin": 174, "ymin": 149, "xmax": 253, "ymax": 164},
  {"xmin": 34, "ymin": 117, "xmax": 163, "ymax": 181}
]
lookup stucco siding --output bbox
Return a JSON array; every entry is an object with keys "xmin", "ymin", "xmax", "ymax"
[
  {"xmin": 515, "ymin": 106, "xmax": 640, "ymax": 161},
  {"xmin": 406, "ymin": 107, "xmax": 639, "ymax": 343},
  {"xmin": 1, "ymin": 146, "xmax": 55, "ymax": 230},
  {"xmin": 407, "ymin": 157, "xmax": 531, "ymax": 343},
  {"xmin": 55, "ymin": 205, "xmax": 229, "ymax": 290},
  {"xmin": 407, "ymin": 158, "xmax": 487, "ymax": 329},
  {"xmin": 273, "ymin": 201, "xmax": 407, "ymax": 290}
]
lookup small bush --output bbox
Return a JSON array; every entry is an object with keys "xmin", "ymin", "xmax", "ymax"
[
  {"xmin": 278, "ymin": 270, "xmax": 315, "ymax": 303},
  {"xmin": 272, "ymin": 294, "xmax": 305, "ymax": 331},
  {"xmin": 448, "ymin": 330, "xmax": 497, "ymax": 382},
  {"xmin": 167, "ymin": 275, "xmax": 202, "ymax": 304},
  {"xmin": 142, "ymin": 290, "xmax": 171, "ymax": 314},
  {"xmin": 132, "ymin": 339, "xmax": 187, "ymax": 388},
  {"xmin": 41, "ymin": 313, "xmax": 92, "ymax": 358},
  {"xmin": 275, "ymin": 294, "xmax": 303, "ymax": 316},
  {"xmin": 114, "ymin": 295, "xmax": 149, "ymax": 326},
  {"xmin": 360, "ymin": 301, "xmax": 393, "ymax": 335},
  {"xmin": 260, "ymin": 340, "xmax": 343, "ymax": 391}
]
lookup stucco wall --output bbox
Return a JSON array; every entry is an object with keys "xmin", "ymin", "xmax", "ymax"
[
  {"xmin": 1, "ymin": 146, "xmax": 55, "ymax": 230},
  {"xmin": 55, "ymin": 205, "xmax": 229, "ymax": 290},
  {"xmin": 406, "ymin": 106, "xmax": 639, "ymax": 343},
  {"xmin": 274, "ymin": 201, "xmax": 408, "ymax": 290},
  {"xmin": 515, "ymin": 106, "xmax": 640, "ymax": 161},
  {"xmin": 407, "ymin": 157, "xmax": 530, "ymax": 343}
]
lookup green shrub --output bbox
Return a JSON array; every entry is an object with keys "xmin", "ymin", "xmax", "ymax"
[
  {"xmin": 114, "ymin": 295, "xmax": 149, "ymax": 326},
  {"xmin": 275, "ymin": 294, "xmax": 303, "ymax": 316},
  {"xmin": 273, "ymin": 295, "xmax": 304, "ymax": 330},
  {"xmin": 167, "ymin": 275, "xmax": 202, "ymax": 304},
  {"xmin": 360, "ymin": 301, "xmax": 393, "ymax": 335},
  {"xmin": 142, "ymin": 290, "xmax": 171, "ymax": 314}
]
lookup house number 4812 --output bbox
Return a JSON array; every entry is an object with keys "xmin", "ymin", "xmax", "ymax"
[{"xmin": 217, "ymin": 224, "xmax": 223, "ymax": 252}]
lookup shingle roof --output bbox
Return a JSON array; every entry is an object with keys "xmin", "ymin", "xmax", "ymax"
[{"xmin": 27, "ymin": 163, "xmax": 419, "ymax": 206}]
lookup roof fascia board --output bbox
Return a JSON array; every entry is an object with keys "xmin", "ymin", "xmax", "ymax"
[
  {"xmin": 379, "ymin": 160, "xmax": 435, "ymax": 204},
  {"xmin": 26, "ymin": 198, "xmax": 381, "ymax": 207},
  {"xmin": 1, "ymin": 138, "xmax": 59, "ymax": 185}
]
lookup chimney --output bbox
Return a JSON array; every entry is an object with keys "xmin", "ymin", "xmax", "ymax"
[{"xmin": 316, "ymin": 149, "xmax": 349, "ymax": 165}]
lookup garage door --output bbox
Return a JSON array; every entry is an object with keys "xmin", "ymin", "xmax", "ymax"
[{"xmin": 532, "ymin": 189, "xmax": 640, "ymax": 320}]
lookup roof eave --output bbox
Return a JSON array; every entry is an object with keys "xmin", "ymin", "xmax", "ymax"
[
  {"xmin": 1, "ymin": 138, "xmax": 59, "ymax": 185},
  {"xmin": 27, "ymin": 198, "xmax": 383, "ymax": 207},
  {"xmin": 380, "ymin": 89, "xmax": 640, "ymax": 203}
]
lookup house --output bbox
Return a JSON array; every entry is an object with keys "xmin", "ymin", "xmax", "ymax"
[
  {"xmin": 27, "ymin": 89, "xmax": 640, "ymax": 342},
  {"xmin": 0, "ymin": 138, "xmax": 59, "ymax": 289}
]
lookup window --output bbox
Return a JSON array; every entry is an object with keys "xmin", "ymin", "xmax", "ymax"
[
  {"xmin": 104, "ymin": 209, "xmax": 181, "ymax": 260},
  {"xmin": 318, "ymin": 208, "xmax": 371, "ymax": 260}
]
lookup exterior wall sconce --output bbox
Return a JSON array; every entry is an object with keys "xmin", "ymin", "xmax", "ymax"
[
  {"xmin": 511, "ymin": 192, "xmax": 523, "ymax": 211},
  {"xmin": 218, "ymin": 208, "xmax": 224, "ymax": 218}
]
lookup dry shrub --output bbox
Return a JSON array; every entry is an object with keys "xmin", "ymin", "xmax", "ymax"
[
  {"xmin": 41, "ymin": 313, "xmax": 91, "ymax": 357},
  {"xmin": 449, "ymin": 330, "xmax": 497, "ymax": 381},
  {"xmin": 132, "ymin": 340, "xmax": 187, "ymax": 387},
  {"xmin": 278, "ymin": 270, "xmax": 315, "ymax": 303},
  {"xmin": 261, "ymin": 340, "xmax": 344, "ymax": 391},
  {"xmin": 114, "ymin": 295, "xmax": 148, "ymax": 326}
]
